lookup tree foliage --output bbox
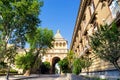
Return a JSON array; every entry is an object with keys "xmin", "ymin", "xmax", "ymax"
[
  {"xmin": 58, "ymin": 58, "xmax": 70, "ymax": 73},
  {"xmin": 67, "ymin": 50, "xmax": 75, "ymax": 69},
  {"xmin": 0, "ymin": 0, "xmax": 43, "ymax": 60},
  {"xmin": 80, "ymin": 57, "xmax": 92, "ymax": 69},
  {"xmin": 89, "ymin": 22, "xmax": 120, "ymax": 71},
  {"xmin": 15, "ymin": 26, "xmax": 54, "ymax": 76},
  {"xmin": 58, "ymin": 50, "xmax": 92, "ymax": 75},
  {"xmin": 15, "ymin": 52, "xmax": 34, "ymax": 70},
  {"xmin": 72, "ymin": 57, "xmax": 92, "ymax": 75},
  {"xmin": 40, "ymin": 61, "xmax": 50, "ymax": 74},
  {"xmin": 26, "ymin": 28, "xmax": 54, "ymax": 50},
  {"xmin": 24, "ymin": 28, "xmax": 54, "ymax": 74},
  {"xmin": 0, "ymin": 61, "xmax": 7, "ymax": 68},
  {"xmin": 0, "ymin": 0, "xmax": 43, "ymax": 78},
  {"xmin": 72, "ymin": 58, "xmax": 81, "ymax": 75}
]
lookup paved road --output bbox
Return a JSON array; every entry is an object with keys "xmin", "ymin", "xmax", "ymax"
[
  {"xmin": 0, "ymin": 74, "xmax": 67, "ymax": 80},
  {"xmin": 23, "ymin": 74, "xmax": 67, "ymax": 80},
  {"xmin": 23, "ymin": 75, "xmax": 67, "ymax": 80}
]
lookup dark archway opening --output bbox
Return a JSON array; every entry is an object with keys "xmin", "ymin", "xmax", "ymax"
[{"xmin": 51, "ymin": 57, "xmax": 60, "ymax": 74}]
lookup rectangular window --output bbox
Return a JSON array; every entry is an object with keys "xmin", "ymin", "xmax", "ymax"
[
  {"xmin": 90, "ymin": 2, "xmax": 95, "ymax": 14},
  {"xmin": 109, "ymin": 0, "xmax": 120, "ymax": 18},
  {"xmin": 82, "ymin": 14, "xmax": 87, "ymax": 29},
  {"xmin": 89, "ymin": 0, "xmax": 95, "ymax": 16}
]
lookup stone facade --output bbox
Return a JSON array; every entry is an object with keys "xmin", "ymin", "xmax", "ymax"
[
  {"xmin": 70, "ymin": 0, "xmax": 120, "ymax": 76},
  {"xmin": 41, "ymin": 30, "xmax": 68, "ymax": 73},
  {"xmin": 42, "ymin": 30, "xmax": 68, "ymax": 65},
  {"xmin": 11, "ymin": 30, "xmax": 68, "ymax": 74}
]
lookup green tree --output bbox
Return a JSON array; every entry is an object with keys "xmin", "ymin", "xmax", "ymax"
[
  {"xmin": 80, "ymin": 57, "xmax": 92, "ymax": 74},
  {"xmin": 0, "ymin": 0, "xmax": 43, "ymax": 79},
  {"xmin": 72, "ymin": 57, "xmax": 92, "ymax": 75},
  {"xmin": 25, "ymin": 28, "xmax": 54, "ymax": 75},
  {"xmin": 0, "ymin": 0, "xmax": 43, "ymax": 55},
  {"xmin": 72, "ymin": 58, "xmax": 81, "ymax": 75},
  {"xmin": 67, "ymin": 50, "xmax": 75, "ymax": 70},
  {"xmin": 15, "ymin": 52, "xmax": 34, "ymax": 72},
  {"xmin": 4, "ymin": 45, "xmax": 18, "ymax": 79},
  {"xmin": 89, "ymin": 22, "xmax": 120, "ymax": 72},
  {"xmin": 58, "ymin": 58, "xmax": 70, "ymax": 73}
]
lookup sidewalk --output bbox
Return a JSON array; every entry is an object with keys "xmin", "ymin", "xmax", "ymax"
[{"xmin": 55, "ymin": 76, "xmax": 67, "ymax": 80}]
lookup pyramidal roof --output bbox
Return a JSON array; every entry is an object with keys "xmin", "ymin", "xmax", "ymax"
[{"xmin": 54, "ymin": 30, "xmax": 64, "ymax": 39}]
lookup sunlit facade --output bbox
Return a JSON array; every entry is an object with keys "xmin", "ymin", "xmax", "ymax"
[
  {"xmin": 70, "ymin": 0, "xmax": 120, "ymax": 76},
  {"xmin": 42, "ymin": 30, "xmax": 68, "ymax": 73},
  {"xmin": 42, "ymin": 30, "xmax": 68, "ymax": 65}
]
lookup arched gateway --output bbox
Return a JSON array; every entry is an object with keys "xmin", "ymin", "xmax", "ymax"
[
  {"xmin": 42, "ymin": 30, "xmax": 68, "ymax": 74},
  {"xmin": 51, "ymin": 57, "xmax": 60, "ymax": 74}
]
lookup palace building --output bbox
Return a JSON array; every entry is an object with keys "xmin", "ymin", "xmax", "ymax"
[
  {"xmin": 11, "ymin": 30, "xmax": 68, "ymax": 74},
  {"xmin": 70, "ymin": 0, "xmax": 120, "ymax": 76},
  {"xmin": 42, "ymin": 30, "xmax": 68, "ymax": 73}
]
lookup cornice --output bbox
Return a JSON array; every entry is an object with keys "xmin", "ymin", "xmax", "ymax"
[{"xmin": 70, "ymin": 0, "xmax": 88, "ymax": 50}]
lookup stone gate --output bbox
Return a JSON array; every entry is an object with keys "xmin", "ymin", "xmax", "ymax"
[{"xmin": 42, "ymin": 30, "xmax": 68, "ymax": 73}]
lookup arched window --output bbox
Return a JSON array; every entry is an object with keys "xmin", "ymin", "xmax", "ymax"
[
  {"xmin": 63, "ymin": 42, "xmax": 66, "ymax": 47},
  {"xmin": 59, "ymin": 43, "xmax": 62, "ymax": 47},
  {"xmin": 56, "ymin": 42, "xmax": 58, "ymax": 47}
]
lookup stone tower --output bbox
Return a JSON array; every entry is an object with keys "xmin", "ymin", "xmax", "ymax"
[{"xmin": 42, "ymin": 30, "xmax": 68, "ymax": 73}]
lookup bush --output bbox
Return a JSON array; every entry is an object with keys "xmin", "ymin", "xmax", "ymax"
[
  {"xmin": 10, "ymin": 69, "xmax": 18, "ymax": 73},
  {"xmin": 15, "ymin": 53, "xmax": 34, "ymax": 70},
  {"xmin": 72, "ymin": 58, "xmax": 81, "ymax": 75},
  {"xmin": 40, "ymin": 61, "xmax": 50, "ymax": 74},
  {"xmin": 0, "ymin": 69, "xmax": 6, "ymax": 73},
  {"xmin": 0, "ymin": 61, "xmax": 7, "ymax": 68},
  {"xmin": 0, "ymin": 68, "xmax": 18, "ymax": 74},
  {"xmin": 58, "ymin": 58, "xmax": 71, "ymax": 73}
]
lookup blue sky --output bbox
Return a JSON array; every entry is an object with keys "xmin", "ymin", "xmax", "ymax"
[{"xmin": 39, "ymin": 0, "xmax": 80, "ymax": 48}]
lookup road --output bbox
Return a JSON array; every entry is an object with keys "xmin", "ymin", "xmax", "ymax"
[
  {"xmin": 0, "ymin": 74, "xmax": 67, "ymax": 80},
  {"xmin": 23, "ymin": 74, "xmax": 67, "ymax": 80}
]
